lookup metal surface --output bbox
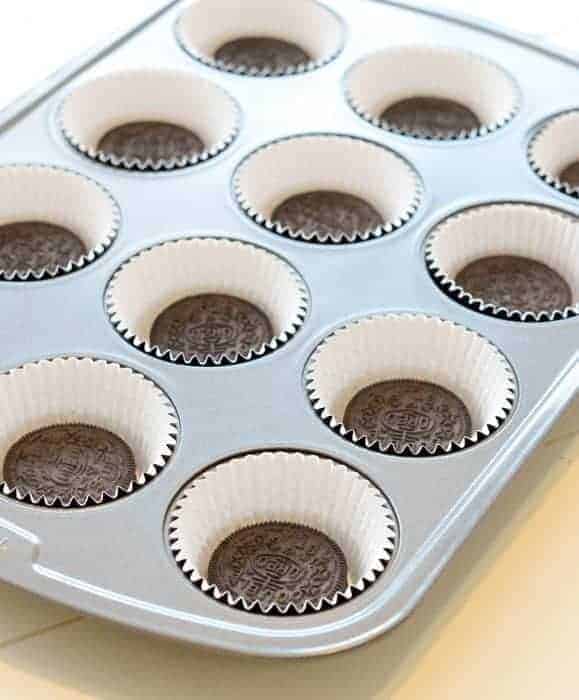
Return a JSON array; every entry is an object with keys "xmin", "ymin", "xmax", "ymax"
[{"xmin": 0, "ymin": 0, "xmax": 577, "ymax": 658}]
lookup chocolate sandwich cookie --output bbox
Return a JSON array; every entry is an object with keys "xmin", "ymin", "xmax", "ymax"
[
  {"xmin": 380, "ymin": 97, "xmax": 480, "ymax": 137},
  {"xmin": 4, "ymin": 423, "xmax": 136, "ymax": 503},
  {"xmin": 560, "ymin": 161, "xmax": 579, "ymax": 190},
  {"xmin": 214, "ymin": 37, "xmax": 311, "ymax": 73},
  {"xmin": 97, "ymin": 121, "xmax": 205, "ymax": 164},
  {"xmin": 0, "ymin": 221, "xmax": 87, "ymax": 275},
  {"xmin": 455, "ymin": 255, "xmax": 572, "ymax": 313},
  {"xmin": 208, "ymin": 522, "xmax": 348, "ymax": 610},
  {"xmin": 343, "ymin": 379, "xmax": 472, "ymax": 452},
  {"xmin": 272, "ymin": 190, "xmax": 383, "ymax": 238},
  {"xmin": 150, "ymin": 293, "xmax": 273, "ymax": 362}
]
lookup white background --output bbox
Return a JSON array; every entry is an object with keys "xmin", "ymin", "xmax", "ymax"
[{"xmin": 0, "ymin": 0, "xmax": 576, "ymax": 109}]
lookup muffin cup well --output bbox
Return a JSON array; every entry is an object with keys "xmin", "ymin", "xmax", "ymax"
[
  {"xmin": 234, "ymin": 134, "xmax": 421, "ymax": 244},
  {"xmin": 426, "ymin": 203, "xmax": 579, "ymax": 322},
  {"xmin": 0, "ymin": 165, "xmax": 119, "ymax": 281},
  {"xmin": 528, "ymin": 111, "xmax": 579, "ymax": 199},
  {"xmin": 345, "ymin": 46, "xmax": 520, "ymax": 140},
  {"xmin": 0, "ymin": 357, "xmax": 178, "ymax": 507},
  {"xmin": 60, "ymin": 69, "xmax": 239, "ymax": 171},
  {"xmin": 106, "ymin": 237, "xmax": 308, "ymax": 366},
  {"xmin": 167, "ymin": 451, "xmax": 397, "ymax": 614},
  {"xmin": 306, "ymin": 314, "xmax": 516, "ymax": 456},
  {"xmin": 176, "ymin": 0, "xmax": 344, "ymax": 77}
]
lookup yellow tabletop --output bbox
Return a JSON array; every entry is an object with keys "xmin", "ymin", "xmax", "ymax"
[
  {"xmin": 0, "ymin": 2, "xmax": 578, "ymax": 697},
  {"xmin": 0, "ymin": 399, "xmax": 577, "ymax": 699}
]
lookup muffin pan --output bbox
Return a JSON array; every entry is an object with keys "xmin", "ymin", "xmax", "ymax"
[{"xmin": 0, "ymin": 0, "xmax": 577, "ymax": 657}]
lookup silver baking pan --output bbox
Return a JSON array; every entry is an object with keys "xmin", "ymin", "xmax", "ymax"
[{"xmin": 0, "ymin": 0, "xmax": 577, "ymax": 657}]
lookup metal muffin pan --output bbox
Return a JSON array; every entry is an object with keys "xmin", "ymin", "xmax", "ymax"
[{"xmin": 0, "ymin": 0, "xmax": 577, "ymax": 657}]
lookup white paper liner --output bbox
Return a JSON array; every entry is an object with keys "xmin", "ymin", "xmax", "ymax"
[
  {"xmin": 106, "ymin": 237, "xmax": 308, "ymax": 366},
  {"xmin": 176, "ymin": 0, "xmax": 344, "ymax": 77},
  {"xmin": 345, "ymin": 46, "xmax": 520, "ymax": 140},
  {"xmin": 426, "ymin": 203, "xmax": 579, "ymax": 322},
  {"xmin": 60, "ymin": 69, "xmax": 239, "ymax": 171},
  {"xmin": 528, "ymin": 111, "xmax": 579, "ymax": 199},
  {"xmin": 0, "ymin": 165, "xmax": 119, "ymax": 281},
  {"xmin": 168, "ymin": 451, "xmax": 397, "ymax": 614},
  {"xmin": 0, "ymin": 357, "xmax": 178, "ymax": 507},
  {"xmin": 306, "ymin": 314, "xmax": 516, "ymax": 456},
  {"xmin": 234, "ymin": 134, "xmax": 421, "ymax": 244}
]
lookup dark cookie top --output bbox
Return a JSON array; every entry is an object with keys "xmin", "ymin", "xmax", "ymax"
[
  {"xmin": 214, "ymin": 36, "xmax": 311, "ymax": 73},
  {"xmin": 0, "ymin": 221, "xmax": 87, "ymax": 275},
  {"xmin": 380, "ymin": 97, "xmax": 480, "ymax": 137},
  {"xmin": 343, "ymin": 379, "xmax": 472, "ymax": 452},
  {"xmin": 208, "ymin": 522, "xmax": 348, "ymax": 611},
  {"xmin": 97, "ymin": 121, "xmax": 205, "ymax": 164},
  {"xmin": 272, "ymin": 190, "xmax": 383, "ymax": 238},
  {"xmin": 149, "ymin": 294, "xmax": 273, "ymax": 362},
  {"xmin": 3, "ymin": 424, "xmax": 136, "ymax": 504},
  {"xmin": 560, "ymin": 161, "xmax": 579, "ymax": 190},
  {"xmin": 455, "ymin": 255, "xmax": 572, "ymax": 313}
]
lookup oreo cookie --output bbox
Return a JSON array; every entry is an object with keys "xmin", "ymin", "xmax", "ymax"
[
  {"xmin": 380, "ymin": 97, "xmax": 480, "ymax": 137},
  {"xmin": 455, "ymin": 255, "xmax": 572, "ymax": 313},
  {"xmin": 150, "ymin": 293, "xmax": 274, "ymax": 363},
  {"xmin": 0, "ymin": 221, "xmax": 87, "ymax": 275},
  {"xmin": 207, "ymin": 522, "xmax": 348, "ymax": 610},
  {"xmin": 560, "ymin": 161, "xmax": 579, "ymax": 190},
  {"xmin": 214, "ymin": 37, "xmax": 311, "ymax": 73},
  {"xmin": 3, "ymin": 423, "xmax": 136, "ymax": 504},
  {"xmin": 97, "ymin": 121, "xmax": 205, "ymax": 164},
  {"xmin": 272, "ymin": 190, "xmax": 383, "ymax": 238},
  {"xmin": 343, "ymin": 379, "xmax": 472, "ymax": 452}
]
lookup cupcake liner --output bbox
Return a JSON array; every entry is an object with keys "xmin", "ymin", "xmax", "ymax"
[
  {"xmin": 176, "ymin": 0, "xmax": 344, "ymax": 77},
  {"xmin": 234, "ymin": 134, "xmax": 421, "ymax": 244},
  {"xmin": 167, "ymin": 451, "xmax": 397, "ymax": 615},
  {"xmin": 0, "ymin": 357, "xmax": 178, "ymax": 507},
  {"xmin": 345, "ymin": 46, "xmax": 520, "ymax": 140},
  {"xmin": 528, "ymin": 111, "xmax": 579, "ymax": 199},
  {"xmin": 426, "ymin": 203, "xmax": 579, "ymax": 322},
  {"xmin": 0, "ymin": 165, "xmax": 119, "ymax": 282},
  {"xmin": 306, "ymin": 314, "xmax": 516, "ymax": 456},
  {"xmin": 106, "ymin": 237, "xmax": 309, "ymax": 366},
  {"xmin": 60, "ymin": 69, "xmax": 239, "ymax": 171}
]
